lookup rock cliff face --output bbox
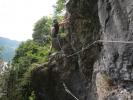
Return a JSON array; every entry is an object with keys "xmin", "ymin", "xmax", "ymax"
[
  {"xmin": 31, "ymin": 0, "xmax": 133, "ymax": 100},
  {"xmin": 97, "ymin": 0, "xmax": 133, "ymax": 99}
]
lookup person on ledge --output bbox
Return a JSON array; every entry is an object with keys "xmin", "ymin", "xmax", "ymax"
[
  {"xmin": 51, "ymin": 18, "xmax": 68, "ymax": 38},
  {"xmin": 49, "ymin": 18, "xmax": 69, "ymax": 53}
]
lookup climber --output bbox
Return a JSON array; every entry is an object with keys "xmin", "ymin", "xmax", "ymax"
[
  {"xmin": 51, "ymin": 18, "xmax": 68, "ymax": 38},
  {"xmin": 49, "ymin": 17, "xmax": 69, "ymax": 54}
]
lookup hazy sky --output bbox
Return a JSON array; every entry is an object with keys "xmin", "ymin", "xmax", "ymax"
[{"xmin": 0, "ymin": 0, "xmax": 56, "ymax": 41}]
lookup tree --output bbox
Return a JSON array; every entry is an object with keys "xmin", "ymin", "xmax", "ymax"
[
  {"xmin": 53, "ymin": 0, "xmax": 66, "ymax": 16},
  {"xmin": 6, "ymin": 40, "xmax": 50, "ymax": 100},
  {"xmin": 32, "ymin": 16, "xmax": 52, "ymax": 46}
]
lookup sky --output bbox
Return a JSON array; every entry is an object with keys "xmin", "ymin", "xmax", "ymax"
[{"xmin": 0, "ymin": 0, "xmax": 56, "ymax": 41}]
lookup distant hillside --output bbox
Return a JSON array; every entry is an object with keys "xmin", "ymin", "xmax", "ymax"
[{"xmin": 0, "ymin": 37, "xmax": 20, "ymax": 61}]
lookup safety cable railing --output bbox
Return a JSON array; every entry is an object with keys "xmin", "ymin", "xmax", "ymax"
[
  {"xmin": 66, "ymin": 40, "xmax": 133, "ymax": 58},
  {"xmin": 63, "ymin": 82, "xmax": 79, "ymax": 100}
]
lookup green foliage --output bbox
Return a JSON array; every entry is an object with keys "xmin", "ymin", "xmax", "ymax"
[
  {"xmin": 13, "ymin": 40, "xmax": 49, "ymax": 64},
  {"xmin": 32, "ymin": 16, "xmax": 52, "ymax": 46},
  {"xmin": 53, "ymin": 0, "xmax": 66, "ymax": 16},
  {"xmin": 2, "ymin": 16, "xmax": 54, "ymax": 99},
  {"xmin": 5, "ymin": 39, "xmax": 50, "ymax": 100}
]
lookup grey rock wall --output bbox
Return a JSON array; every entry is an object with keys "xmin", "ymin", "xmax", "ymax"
[
  {"xmin": 31, "ymin": 0, "xmax": 133, "ymax": 100},
  {"xmin": 95, "ymin": 0, "xmax": 133, "ymax": 99}
]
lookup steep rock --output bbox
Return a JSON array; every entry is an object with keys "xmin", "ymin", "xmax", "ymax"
[
  {"xmin": 95, "ymin": 0, "xmax": 133, "ymax": 99},
  {"xmin": 31, "ymin": 0, "xmax": 133, "ymax": 100}
]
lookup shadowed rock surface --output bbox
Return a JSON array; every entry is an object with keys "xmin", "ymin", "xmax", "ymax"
[{"xmin": 31, "ymin": 0, "xmax": 133, "ymax": 100}]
